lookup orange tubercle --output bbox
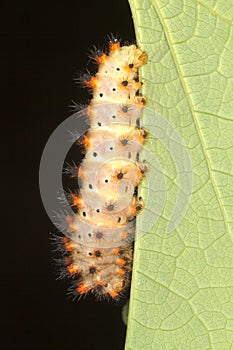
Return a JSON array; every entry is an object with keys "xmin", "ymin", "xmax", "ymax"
[
  {"xmin": 77, "ymin": 284, "xmax": 90, "ymax": 295},
  {"xmin": 136, "ymin": 168, "xmax": 144, "ymax": 180},
  {"xmin": 109, "ymin": 42, "xmax": 120, "ymax": 52},
  {"xmin": 136, "ymin": 97, "xmax": 147, "ymax": 106},
  {"xmin": 130, "ymin": 205, "xmax": 137, "ymax": 214},
  {"xmin": 124, "ymin": 64, "xmax": 134, "ymax": 73},
  {"xmin": 95, "ymin": 281, "xmax": 104, "ymax": 292},
  {"xmin": 139, "ymin": 52, "xmax": 148, "ymax": 64},
  {"xmin": 95, "ymin": 53, "xmax": 107, "ymax": 65},
  {"xmin": 80, "ymin": 134, "xmax": 90, "ymax": 148},
  {"xmin": 118, "ymin": 259, "xmax": 125, "ymax": 266},
  {"xmin": 130, "ymin": 202, "xmax": 143, "ymax": 215},
  {"xmin": 65, "ymin": 241, "xmax": 76, "ymax": 251},
  {"xmin": 62, "ymin": 236, "xmax": 70, "ymax": 244},
  {"xmin": 133, "ymin": 82, "xmax": 142, "ymax": 91},
  {"xmin": 67, "ymin": 264, "xmax": 79, "ymax": 275},
  {"xmin": 64, "ymin": 256, "xmax": 72, "ymax": 266},
  {"xmin": 138, "ymin": 133, "xmax": 146, "ymax": 144},
  {"xmin": 69, "ymin": 194, "xmax": 84, "ymax": 208},
  {"xmin": 113, "ymin": 248, "xmax": 120, "ymax": 255},
  {"xmin": 84, "ymin": 76, "xmax": 97, "ymax": 88},
  {"xmin": 96, "ymin": 281, "xmax": 104, "ymax": 287},
  {"xmin": 86, "ymin": 105, "xmax": 94, "ymax": 118},
  {"xmin": 65, "ymin": 215, "xmax": 77, "ymax": 232},
  {"xmin": 109, "ymin": 290, "xmax": 119, "ymax": 299},
  {"xmin": 77, "ymin": 166, "xmax": 85, "ymax": 178},
  {"xmin": 117, "ymin": 269, "xmax": 125, "ymax": 276}
]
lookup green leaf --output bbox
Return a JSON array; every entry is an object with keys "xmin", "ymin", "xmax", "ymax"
[{"xmin": 125, "ymin": 0, "xmax": 233, "ymax": 349}]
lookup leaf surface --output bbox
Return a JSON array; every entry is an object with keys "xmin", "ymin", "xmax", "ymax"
[{"xmin": 126, "ymin": 1, "xmax": 233, "ymax": 349}]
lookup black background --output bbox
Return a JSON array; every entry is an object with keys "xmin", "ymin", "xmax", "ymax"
[{"xmin": 2, "ymin": 1, "xmax": 135, "ymax": 349}]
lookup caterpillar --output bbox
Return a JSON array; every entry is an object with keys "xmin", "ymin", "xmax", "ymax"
[{"xmin": 56, "ymin": 36, "xmax": 148, "ymax": 301}]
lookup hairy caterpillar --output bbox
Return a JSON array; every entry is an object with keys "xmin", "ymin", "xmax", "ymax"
[{"xmin": 56, "ymin": 35, "xmax": 148, "ymax": 301}]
